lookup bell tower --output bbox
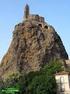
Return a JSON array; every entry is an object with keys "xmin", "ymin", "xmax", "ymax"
[{"xmin": 24, "ymin": 4, "xmax": 29, "ymax": 20}]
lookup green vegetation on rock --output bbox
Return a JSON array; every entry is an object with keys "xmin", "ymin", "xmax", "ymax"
[{"xmin": 0, "ymin": 59, "xmax": 63, "ymax": 94}]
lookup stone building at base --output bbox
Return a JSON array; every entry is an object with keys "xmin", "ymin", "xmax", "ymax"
[{"xmin": 55, "ymin": 71, "xmax": 70, "ymax": 94}]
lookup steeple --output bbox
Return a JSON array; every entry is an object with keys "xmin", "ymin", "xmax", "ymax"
[{"xmin": 24, "ymin": 4, "xmax": 30, "ymax": 20}]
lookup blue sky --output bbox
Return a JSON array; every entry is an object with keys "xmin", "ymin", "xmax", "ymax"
[{"xmin": 0, "ymin": 0, "xmax": 70, "ymax": 61}]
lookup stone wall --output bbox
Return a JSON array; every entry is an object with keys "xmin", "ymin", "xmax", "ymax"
[{"xmin": 26, "ymin": 15, "xmax": 44, "ymax": 22}]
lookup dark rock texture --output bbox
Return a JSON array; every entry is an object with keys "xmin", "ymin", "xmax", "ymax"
[
  {"xmin": 0, "ymin": 20, "xmax": 68, "ymax": 79},
  {"xmin": 0, "ymin": 5, "xmax": 68, "ymax": 79}
]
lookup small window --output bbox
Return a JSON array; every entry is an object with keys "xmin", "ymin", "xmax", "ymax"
[
  {"xmin": 60, "ymin": 77, "xmax": 64, "ymax": 83},
  {"xmin": 60, "ymin": 77, "xmax": 65, "ymax": 92},
  {"xmin": 44, "ymin": 25, "xmax": 48, "ymax": 29},
  {"xmin": 38, "ymin": 24, "xmax": 42, "ymax": 27}
]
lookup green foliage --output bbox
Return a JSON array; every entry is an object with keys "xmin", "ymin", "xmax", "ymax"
[
  {"xmin": 42, "ymin": 59, "xmax": 63, "ymax": 75},
  {"xmin": 28, "ymin": 75, "xmax": 56, "ymax": 94},
  {"xmin": 18, "ymin": 72, "xmax": 39, "ymax": 94},
  {"xmin": 18, "ymin": 59, "xmax": 62, "ymax": 94},
  {"xmin": 2, "ymin": 87, "xmax": 19, "ymax": 94},
  {"xmin": 0, "ymin": 59, "xmax": 63, "ymax": 94}
]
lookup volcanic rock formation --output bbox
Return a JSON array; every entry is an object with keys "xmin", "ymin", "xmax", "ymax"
[{"xmin": 0, "ymin": 4, "xmax": 68, "ymax": 79}]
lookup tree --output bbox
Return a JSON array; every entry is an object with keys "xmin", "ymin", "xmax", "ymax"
[
  {"xmin": 42, "ymin": 58, "xmax": 63, "ymax": 75},
  {"xmin": 18, "ymin": 59, "xmax": 63, "ymax": 94},
  {"xmin": 28, "ymin": 75, "xmax": 56, "ymax": 94}
]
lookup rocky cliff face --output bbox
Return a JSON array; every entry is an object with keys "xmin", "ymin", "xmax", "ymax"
[
  {"xmin": 0, "ymin": 5, "xmax": 68, "ymax": 79},
  {"xmin": 0, "ymin": 20, "xmax": 68, "ymax": 79}
]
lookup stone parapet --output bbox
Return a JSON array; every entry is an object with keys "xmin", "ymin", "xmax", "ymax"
[{"xmin": 26, "ymin": 14, "xmax": 44, "ymax": 22}]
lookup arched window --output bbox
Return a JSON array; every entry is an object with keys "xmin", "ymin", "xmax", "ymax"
[
  {"xmin": 38, "ymin": 24, "xmax": 42, "ymax": 28},
  {"xmin": 44, "ymin": 25, "xmax": 48, "ymax": 29}
]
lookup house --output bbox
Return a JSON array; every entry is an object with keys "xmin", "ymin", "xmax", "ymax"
[{"xmin": 55, "ymin": 71, "xmax": 70, "ymax": 94}]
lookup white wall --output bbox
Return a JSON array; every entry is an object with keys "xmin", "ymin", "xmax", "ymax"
[{"xmin": 55, "ymin": 74, "xmax": 70, "ymax": 94}]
